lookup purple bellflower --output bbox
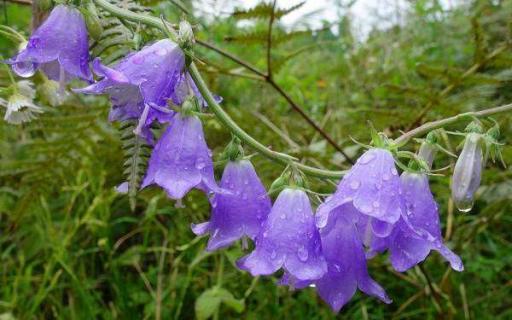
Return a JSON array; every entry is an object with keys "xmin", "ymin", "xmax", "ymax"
[
  {"xmin": 317, "ymin": 148, "xmax": 403, "ymax": 239},
  {"xmin": 7, "ymin": 5, "xmax": 92, "ymax": 83},
  {"xmin": 281, "ymin": 204, "xmax": 391, "ymax": 312},
  {"xmin": 191, "ymin": 160, "xmax": 271, "ymax": 251},
  {"xmin": 237, "ymin": 188, "xmax": 327, "ymax": 281},
  {"xmin": 76, "ymin": 39, "xmax": 186, "ymax": 136},
  {"xmin": 141, "ymin": 113, "xmax": 222, "ymax": 199},
  {"xmin": 451, "ymin": 132, "xmax": 483, "ymax": 212},
  {"xmin": 381, "ymin": 172, "xmax": 463, "ymax": 272}
]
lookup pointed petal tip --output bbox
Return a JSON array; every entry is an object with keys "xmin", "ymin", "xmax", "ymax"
[{"xmin": 191, "ymin": 222, "xmax": 210, "ymax": 236}]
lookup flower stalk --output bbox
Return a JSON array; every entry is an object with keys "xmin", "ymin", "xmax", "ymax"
[{"xmin": 92, "ymin": 0, "xmax": 512, "ymax": 180}]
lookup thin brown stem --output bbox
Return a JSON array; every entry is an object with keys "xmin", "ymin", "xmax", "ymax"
[
  {"xmin": 418, "ymin": 264, "xmax": 443, "ymax": 313},
  {"xmin": 266, "ymin": 0, "xmax": 277, "ymax": 79},
  {"xmin": 196, "ymin": 42, "xmax": 354, "ymax": 164},
  {"xmin": 3, "ymin": 0, "xmax": 31, "ymax": 5},
  {"xmin": 395, "ymin": 102, "xmax": 512, "ymax": 145}
]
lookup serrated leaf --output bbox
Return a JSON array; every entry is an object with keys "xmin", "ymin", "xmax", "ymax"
[{"xmin": 232, "ymin": 2, "xmax": 305, "ymax": 20}]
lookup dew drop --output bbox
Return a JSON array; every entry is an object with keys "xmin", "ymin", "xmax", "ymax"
[
  {"xmin": 195, "ymin": 158, "xmax": 206, "ymax": 170},
  {"xmin": 350, "ymin": 181, "xmax": 360, "ymax": 190},
  {"xmin": 382, "ymin": 173, "xmax": 391, "ymax": 181},
  {"xmin": 270, "ymin": 250, "xmax": 277, "ymax": 259},
  {"xmin": 280, "ymin": 214, "xmax": 286, "ymax": 220},
  {"xmin": 391, "ymin": 168, "xmax": 398, "ymax": 176},
  {"xmin": 359, "ymin": 153, "xmax": 375, "ymax": 164},
  {"xmin": 361, "ymin": 205, "xmax": 373, "ymax": 213},
  {"xmin": 155, "ymin": 48, "xmax": 168, "ymax": 56},
  {"xmin": 372, "ymin": 201, "xmax": 380, "ymax": 208},
  {"xmin": 132, "ymin": 55, "xmax": 145, "ymax": 65},
  {"xmin": 297, "ymin": 246, "xmax": 309, "ymax": 262}
]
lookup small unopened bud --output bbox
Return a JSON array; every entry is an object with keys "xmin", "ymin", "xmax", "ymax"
[
  {"xmin": 81, "ymin": 1, "xmax": 103, "ymax": 40},
  {"xmin": 18, "ymin": 40, "xmax": 28, "ymax": 51},
  {"xmin": 268, "ymin": 173, "xmax": 290, "ymax": 195},
  {"xmin": 451, "ymin": 133, "xmax": 483, "ymax": 212},
  {"xmin": 418, "ymin": 140, "xmax": 437, "ymax": 170},
  {"xmin": 224, "ymin": 137, "xmax": 244, "ymax": 161},
  {"xmin": 178, "ymin": 20, "xmax": 194, "ymax": 48}
]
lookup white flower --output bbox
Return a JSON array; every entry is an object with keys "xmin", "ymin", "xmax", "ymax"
[{"xmin": 0, "ymin": 80, "xmax": 43, "ymax": 124}]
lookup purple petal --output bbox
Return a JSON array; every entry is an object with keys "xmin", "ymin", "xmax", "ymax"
[
  {"xmin": 314, "ymin": 207, "xmax": 391, "ymax": 312},
  {"xmin": 76, "ymin": 40, "xmax": 184, "ymax": 126},
  {"xmin": 141, "ymin": 114, "xmax": 221, "ymax": 199},
  {"xmin": 387, "ymin": 173, "xmax": 463, "ymax": 272},
  {"xmin": 317, "ymin": 148, "xmax": 402, "ymax": 237},
  {"xmin": 192, "ymin": 160, "xmax": 271, "ymax": 251},
  {"xmin": 7, "ymin": 5, "xmax": 91, "ymax": 81},
  {"xmin": 237, "ymin": 188, "xmax": 327, "ymax": 281}
]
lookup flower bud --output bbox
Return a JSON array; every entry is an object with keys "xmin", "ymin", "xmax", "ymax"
[
  {"xmin": 451, "ymin": 133, "xmax": 483, "ymax": 212},
  {"xmin": 418, "ymin": 140, "xmax": 437, "ymax": 170},
  {"xmin": 178, "ymin": 20, "xmax": 194, "ymax": 49},
  {"xmin": 81, "ymin": 1, "xmax": 103, "ymax": 40}
]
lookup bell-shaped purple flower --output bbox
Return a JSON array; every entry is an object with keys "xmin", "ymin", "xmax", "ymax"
[
  {"xmin": 382, "ymin": 172, "xmax": 463, "ymax": 272},
  {"xmin": 141, "ymin": 113, "xmax": 221, "ymax": 199},
  {"xmin": 317, "ymin": 148, "xmax": 402, "ymax": 238},
  {"xmin": 76, "ymin": 39, "xmax": 186, "ymax": 134},
  {"xmin": 237, "ymin": 188, "xmax": 327, "ymax": 281},
  {"xmin": 7, "ymin": 5, "xmax": 92, "ymax": 82},
  {"xmin": 191, "ymin": 160, "xmax": 271, "ymax": 251},
  {"xmin": 451, "ymin": 133, "xmax": 483, "ymax": 212},
  {"xmin": 281, "ymin": 203, "xmax": 391, "ymax": 312}
]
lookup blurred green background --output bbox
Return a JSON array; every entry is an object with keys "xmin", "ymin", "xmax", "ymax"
[{"xmin": 1, "ymin": 0, "xmax": 511, "ymax": 319}]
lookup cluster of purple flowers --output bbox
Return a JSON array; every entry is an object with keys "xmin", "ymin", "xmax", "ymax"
[{"xmin": 6, "ymin": 4, "xmax": 467, "ymax": 312}]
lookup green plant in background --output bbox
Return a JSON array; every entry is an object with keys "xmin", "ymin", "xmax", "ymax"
[{"xmin": 0, "ymin": 0, "xmax": 511, "ymax": 319}]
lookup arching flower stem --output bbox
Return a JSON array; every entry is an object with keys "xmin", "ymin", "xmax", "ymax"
[{"xmin": 93, "ymin": 0, "xmax": 512, "ymax": 180}]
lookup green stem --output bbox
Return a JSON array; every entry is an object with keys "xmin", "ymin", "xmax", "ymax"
[
  {"xmin": 92, "ymin": 0, "xmax": 512, "ymax": 179},
  {"xmin": 394, "ymin": 103, "xmax": 512, "ymax": 145}
]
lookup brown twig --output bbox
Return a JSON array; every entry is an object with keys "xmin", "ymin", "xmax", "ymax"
[
  {"xmin": 266, "ymin": 0, "xmax": 276, "ymax": 79},
  {"xmin": 3, "ymin": 0, "xmax": 31, "ymax": 5},
  {"xmin": 196, "ymin": 44, "xmax": 354, "ymax": 164}
]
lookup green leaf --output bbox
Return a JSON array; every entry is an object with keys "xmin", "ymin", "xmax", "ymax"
[{"xmin": 195, "ymin": 287, "xmax": 245, "ymax": 320}]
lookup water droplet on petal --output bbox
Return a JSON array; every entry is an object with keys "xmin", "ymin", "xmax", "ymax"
[
  {"xmin": 155, "ymin": 48, "xmax": 168, "ymax": 56},
  {"xmin": 361, "ymin": 205, "xmax": 373, "ymax": 213},
  {"xmin": 391, "ymin": 168, "xmax": 398, "ymax": 176},
  {"xmin": 382, "ymin": 173, "xmax": 391, "ymax": 181},
  {"xmin": 297, "ymin": 246, "xmax": 309, "ymax": 262},
  {"xmin": 270, "ymin": 250, "xmax": 277, "ymax": 259},
  {"xmin": 359, "ymin": 153, "xmax": 375, "ymax": 164},
  {"xmin": 132, "ymin": 55, "xmax": 145, "ymax": 65},
  {"xmin": 195, "ymin": 157, "xmax": 206, "ymax": 170},
  {"xmin": 350, "ymin": 181, "xmax": 360, "ymax": 190},
  {"xmin": 280, "ymin": 214, "xmax": 286, "ymax": 220}
]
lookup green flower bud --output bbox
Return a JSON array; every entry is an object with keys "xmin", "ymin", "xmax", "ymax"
[{"xmin": 81, "ymin": 1, "xmax": 103, "ymax": 40}]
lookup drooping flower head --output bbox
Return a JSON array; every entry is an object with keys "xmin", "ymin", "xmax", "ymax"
[
  {"xmin": 451, "ymin": 132, "xmax": 483, "ymax": 212},
  {"xmin": 191, "ymin": 160, "xmax": 271, "ymax": 251},
  {"xmin": 317, "ymin": 148, "xmax": 403, "ymax": 238},
  {"xmin": 281, "ymin": 204, "xmax": 391, "ymax": 312},
  {"xmin": 76, "ymin": 39, "xmax": 185, "ymax": 134},
  {"xmin": 237, "ymin": 188, "xmax": 327, "ymax": 281},
  {"xmin": 0, "ymin": 80, "xmax": 43, "ymax": 124},
  {"xmin": 7, "ymin": 5, "xmax": 92, "ymax": 82},
  {"xmin": 382, "ymin": 172, "xmax": 463, "ymax": 272},
  {"xmin": 141, "ymin": 113, "xmax": 222, "ymax": 199}
]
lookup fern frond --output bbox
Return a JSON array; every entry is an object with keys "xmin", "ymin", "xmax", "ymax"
[
  {"xmin": 232, "ymin": 1, "xmax": 305, "ymax": 20},
  {"xmin": 119, "ymin": 121, "xmax": 150, "ymax": 211}
]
